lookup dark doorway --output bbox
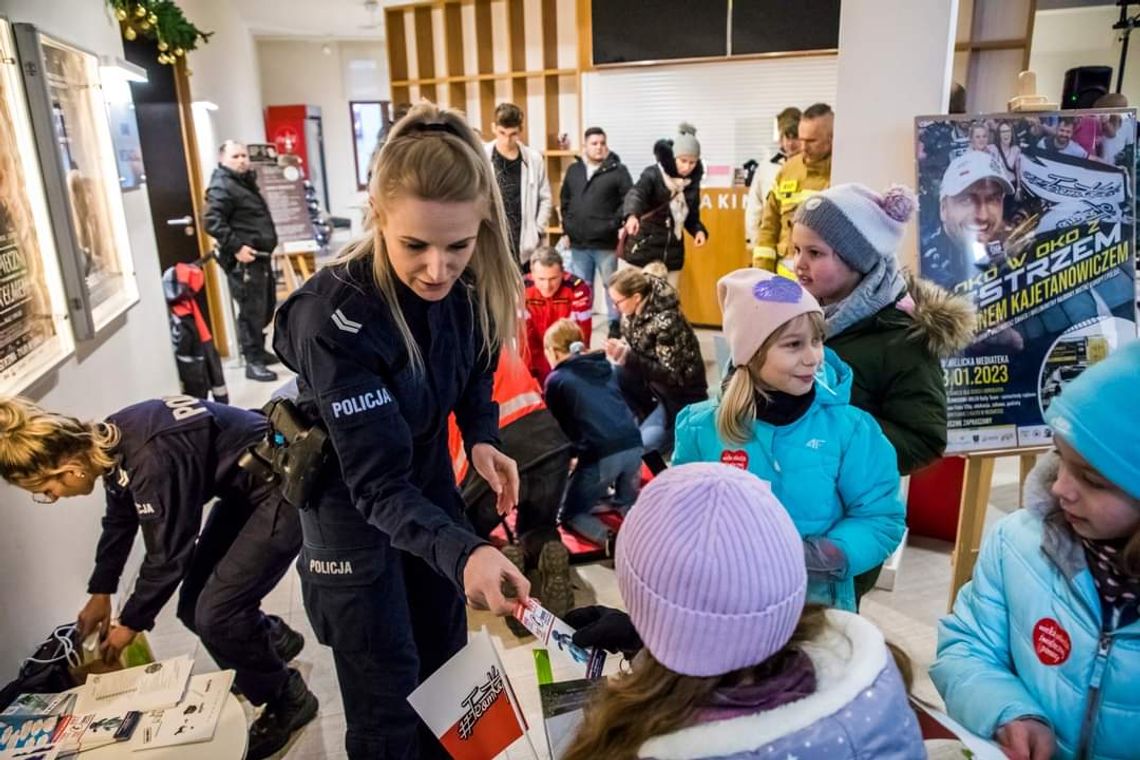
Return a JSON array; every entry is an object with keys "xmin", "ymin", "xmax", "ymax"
[{"xmin": 124, "ymin": 38, "xmax": 215, "ymax": 334}]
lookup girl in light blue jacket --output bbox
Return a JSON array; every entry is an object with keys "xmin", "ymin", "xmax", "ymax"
[
  {"xmin": 932, "ymin": 340, "xmax": 1140, "ymax": 760},
  {"xmin": 673, "ymin": 269, "xmax": 904, "ymax": 611}
]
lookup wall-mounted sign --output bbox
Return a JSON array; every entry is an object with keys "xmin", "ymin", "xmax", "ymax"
[
  {"xmin": 0, "ymin": 18, "xmax": 75, "ymax": 394},
  {"xmin": 14, "ymin": 23, "xmax": 139, "ymax": 339}
]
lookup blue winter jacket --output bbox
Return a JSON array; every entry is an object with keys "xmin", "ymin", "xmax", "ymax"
[
  {"xmin": 931, "ymin": 453, "xmax": 1140, "ymax": 760},
  {"xmin": 673, "ymin": 349, "xmax": 904, "ymax": 611}
]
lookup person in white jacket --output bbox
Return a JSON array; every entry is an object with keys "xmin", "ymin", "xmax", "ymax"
[{"xmin": 484, "ymin": 102, "xmax": 552, "ymax": 270}]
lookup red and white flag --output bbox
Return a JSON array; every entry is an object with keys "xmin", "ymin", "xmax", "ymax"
[{"xmin": 408, "ymin": 629, "xmax": 528, "ymax": 760}]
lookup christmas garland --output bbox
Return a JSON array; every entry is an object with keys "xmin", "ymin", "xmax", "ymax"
[{"xmin": 106, "ymin": 0, "xmax": 212, "ymax": 65}]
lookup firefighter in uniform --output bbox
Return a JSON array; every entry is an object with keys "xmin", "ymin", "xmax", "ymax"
[
  {"xmin": 272, "ymin": 104, "xmax": 530, "ymax": 759},
  {"xmin": 0, "ymin": 395, "xmax": 315, "ymax": 760}
]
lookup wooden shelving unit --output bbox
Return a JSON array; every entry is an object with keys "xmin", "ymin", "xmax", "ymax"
[{"xmin": 384, "ymin": 0, "xmax": 589, "ymax": 237}]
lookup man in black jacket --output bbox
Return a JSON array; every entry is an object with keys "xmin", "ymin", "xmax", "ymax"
[
  {"xmin": 203, "ymin": 140, "xmax": 279, "ymax": 382},
  {"xmin": 560, "ymin": 127, "xmax": 632, "ymax": 338}
]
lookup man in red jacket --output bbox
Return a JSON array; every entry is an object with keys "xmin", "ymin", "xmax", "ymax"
[{"xmin": 525, "ymin": 247, "xmax": 592, "ymax": 382}]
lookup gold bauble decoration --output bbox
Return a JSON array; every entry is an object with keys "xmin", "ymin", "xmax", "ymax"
[
  {"xmin": 134, "ymin": 5, "xmax": 147, "ymax": 18},
  {"xmin": 139, "ymin": 20, "xmax": 151, "ymax": 30},
  {"xmin": 148, "ymin": 13, "xmax": 157, "ymax": 24},
  {"xmin": 123, "ymin": 26, "xmax": 137, "ymax": 40},
  {"xmin": 115, "ymin": 8, "xmax": 128, "ymax": 21},
  {"xmin": 158, "ymin": 40, "xmax": 168, "ymax": 51},
  {"xmin": 174, "ymin": 47, "xmax": 184, "ymax": 57}
]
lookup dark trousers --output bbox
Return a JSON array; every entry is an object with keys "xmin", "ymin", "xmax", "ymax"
[
  {"xmin": 297, "ymin": 497, "xmax": 465, "ymax": 759},
  {"xmin": 228, "ymin": 261, "xmax": 276, "ymax": 360},
  {"xmin": 176, "ymin": 490, "xmax": 301, "ymax": 705},
  {"xmin": 465, "ymin": 450, "xmax": 568, "ymax": 547}
]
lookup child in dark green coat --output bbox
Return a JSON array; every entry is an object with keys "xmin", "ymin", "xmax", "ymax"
[{"xmin": 789, "ymin": 183, "xmax": 975, "ymax": 600}]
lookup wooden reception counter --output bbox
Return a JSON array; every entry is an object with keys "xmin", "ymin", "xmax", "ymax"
[{"xmin": 677, "ymin": 187, "xmax": 750, "ymax": 327}]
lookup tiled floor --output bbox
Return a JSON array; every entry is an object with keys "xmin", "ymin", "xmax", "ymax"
[{"xmin": 151, "ymin": 322, "xmax": 1024, "ymax": 759}]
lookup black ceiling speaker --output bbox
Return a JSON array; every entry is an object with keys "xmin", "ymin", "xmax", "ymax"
[{"xmin": 1062, "ymin": 66, "xmax": 1113, "ymax": 109}]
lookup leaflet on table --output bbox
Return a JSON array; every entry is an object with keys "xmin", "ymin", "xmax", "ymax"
[
  {"xmin": 0, "ymin": 695, "xmax": 75, "ymax": 719},
  {"xmin": 133, "ymin": 670, "xmax": 234, "ymax": 751},
  {"xmin": 512, "ymin": 600, "xmax": 606, "ymax": 679},
  {"xmin": 81, "ymin": 655, "xmax": 192, "ymax": 713},
  {"xmin": 0, "ymin": 712, "xmax": 66, "ymax": 757}
]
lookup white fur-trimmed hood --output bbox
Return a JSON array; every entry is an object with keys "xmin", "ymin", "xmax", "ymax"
[{"xmin": 638, "ymin": 611, "xmax": 889, "ymax": 759}]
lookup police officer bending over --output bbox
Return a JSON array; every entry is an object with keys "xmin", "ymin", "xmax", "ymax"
[
  {"xmin": 0, "ymin": 395, "xmax": 316, "ymax": 760},
  {"xmin": 273, "ymin": 103, "xmax": 530, "ymax": 759}
]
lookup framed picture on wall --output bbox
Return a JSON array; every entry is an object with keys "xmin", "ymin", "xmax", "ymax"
[
  {"xmin": 0, "ymin": 18, "xmax": 76, "ymax": 395},
  {"xmin": 13, "ymin": 23, "xmax": 139, "ymax": 340},
  {"xmin": 350, "ymin": 100, "xmax": 389, "ymax": 190}
]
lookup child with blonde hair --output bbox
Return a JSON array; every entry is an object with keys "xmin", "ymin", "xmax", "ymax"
[
  {"xmin": 673, "ymin": 269, "xmax": 904, "ymax": 611},
  {"xmin": 544, "ymin": 318, "xmax": 642, "ymax": 550}
]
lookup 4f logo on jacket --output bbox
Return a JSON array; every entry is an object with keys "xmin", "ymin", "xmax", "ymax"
[{"xmin": 331, "ymin": 387, "xmax": 393, "ymax": 418}]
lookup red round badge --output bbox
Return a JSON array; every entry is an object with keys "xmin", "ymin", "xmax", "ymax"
[
  {"xmin": 1033, "ymin": 618, "xmax": 1072, "ymax": 666},
  {"xmin": 720, "ymin": 450, "xmax": 749, "ymax": 470}
]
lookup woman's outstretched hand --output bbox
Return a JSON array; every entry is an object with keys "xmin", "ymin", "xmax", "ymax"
[
  {"xmin": 471, "ymin": 443, "xmax": 519, "ymax": 516},
  {"xmin": 463, "ymin": 545, "xmax": 530, "ymax": 615}
]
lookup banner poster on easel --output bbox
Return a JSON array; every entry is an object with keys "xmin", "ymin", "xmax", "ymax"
[{"xmin": 915, "ymin": 109, "xmax": 1138, "ymax": 453}]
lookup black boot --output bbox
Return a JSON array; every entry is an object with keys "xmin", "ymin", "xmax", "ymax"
[
  {"xmin": 254, "ymin": 348, "xmax": 281, "ymax": 366},
  {"xmin": 247, "ymin": 668, "xmax": 318, "ymax": 760},
  {"xmin": 245, "ymin": 363, "xmax": 278, "ymax": 382},
  {"xmin": 266, "ymin": 615, "xmax": 304, "ymax": 662}
]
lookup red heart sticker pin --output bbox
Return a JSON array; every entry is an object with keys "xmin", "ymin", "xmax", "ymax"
[
  {"xmin": 1033, "ymin": 618, "xmax": 1072, "ymax": 666},
  {"xmin": 720, "ymin": 450, "xmax": 749, "ymax": 470}
]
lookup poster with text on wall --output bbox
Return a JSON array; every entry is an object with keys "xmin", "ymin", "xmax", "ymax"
[
  {"xmin": 0, "ymin": 19, "xmax": 75, "ymax": 395},
  {"xmin": 915, "ymin": 109, "xmax": 1137, "ymax": 454}
]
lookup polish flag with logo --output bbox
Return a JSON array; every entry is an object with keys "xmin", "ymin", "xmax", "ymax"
[{"xmin": 408, "ymin": 629, "xmax": 528, "ymax": 760}]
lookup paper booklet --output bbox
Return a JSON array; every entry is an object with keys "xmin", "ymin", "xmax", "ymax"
[
  {"xmin": 512, "ymin": 600, "xmax": 606, "ymax": 679},
  {"xmin": 133, "ymin": 670, "xmax": 235, "ymax": 751},
  {"xmin": 911, "ymin": 698, "xmax": 1006, "ymax": 760},
  {"xmin": 0, "ymin": 695, "xmax": 75, "ymax": 719},
  {"xmin": 81, "ymin": 656, "xmax": 192, "ymax": 714}
]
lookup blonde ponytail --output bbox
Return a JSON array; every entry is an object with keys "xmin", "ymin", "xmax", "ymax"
[
  {"xmin": 0, "ymin": 397, "xmax": 119, "ymax": 488},
  {"xmin": 715, "ymin": 367, "xmax": 757, "ymax": 446},
  {"xmin": 339, "ymin": 102, "xmax": 523, "ymax": 375}
]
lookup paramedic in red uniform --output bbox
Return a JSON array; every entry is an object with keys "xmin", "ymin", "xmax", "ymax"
[{"xmin": 524, "ymin": 247, "xmax": 592, "ymax": 382}]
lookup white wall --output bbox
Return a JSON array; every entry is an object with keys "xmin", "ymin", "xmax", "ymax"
[
  {"xmin": 256, "ymin": 38, "xmax": 389, "ymax": 230},
  {"xmin": 1030, "ymin": 6, "xmax": 1140, "ymax": 107},
  {"xmin": 177, "ymin": 0, "xmax": 265, "ymax": 147},
  {"xmin": 0, "ymin": 1, "xmax": 180, "ymax": 677},
  {"xmin": 582, "ymin": 57, "xmax": 839, "ymax": 176},
  {"xmin": 831, "ymin": 0, "xmax": 958, "ymax": 270}
]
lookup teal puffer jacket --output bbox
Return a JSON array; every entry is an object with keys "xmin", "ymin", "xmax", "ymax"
[
  {"xmin": 931, "ymin": 453, "xmax": 1140, "ymax": 760},
  {"xmin": 673, "ymin": 349, "xmax": 904, "ymax": 611}
]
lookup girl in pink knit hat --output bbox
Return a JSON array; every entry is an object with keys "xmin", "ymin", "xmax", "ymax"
[{"xmin": 672, "ymin": 269, "xmax": 906, "ymax": 613}]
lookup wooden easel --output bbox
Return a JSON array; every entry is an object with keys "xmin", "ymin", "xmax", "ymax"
[
  {"xmin": 947, "ymin": 445, "xmax": 1052, "ymax": 610},
  {"xmin": 274, "ymin": 250, "xmax": 316, "ymax": 298}
]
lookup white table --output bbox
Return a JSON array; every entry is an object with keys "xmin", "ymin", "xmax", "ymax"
[{"xmin": 82, "ymin": 694, "xmax": 247, "ymax": 760}]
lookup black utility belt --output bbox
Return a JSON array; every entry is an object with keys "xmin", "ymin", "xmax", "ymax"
[{"xmin": 240, "ymin": 398, "xmax": 329, "ymax": 509}]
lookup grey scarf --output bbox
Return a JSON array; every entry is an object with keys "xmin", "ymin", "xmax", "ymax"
[{"xmin": 824, "ymin": 256, "xmax": 907, "ymax": 338}]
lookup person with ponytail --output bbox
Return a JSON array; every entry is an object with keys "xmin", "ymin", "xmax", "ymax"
[
  {"xmin": 606, "ymin": 267, "xmax": 707, "ymax": 457},
  {"xmin": 271, "ymin": 102, "xmax": 531, "ymax": 758},
  {"xmin": 543, "ymin": 319, "xmax": 643, "ymax": 550},
  {"xmin": 0, "ymin": 395, "xmax": 314, "ymax": 760},
  {"xmin": 671, "ymin": 269, "xmax": 904, "ymax": 612},
  {"xmin": 562, "ymin": 463, "xmax": 924, "ymax": 760},
  {"xmin": 621, "ymin": 123, "xmax": 708, "ymax": 288},
  {"xmin": 790, "ymin": 183, "xmax": 974, "ymax": 602}
]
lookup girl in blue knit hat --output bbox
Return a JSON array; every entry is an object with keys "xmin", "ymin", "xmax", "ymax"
[
  {"xmin": 932, "ymin": 340, "xmax": 1140, "ymax": 760},
  {"xmin": 562, "ymin": 462, "xmax": 923, "ymax": 760}
]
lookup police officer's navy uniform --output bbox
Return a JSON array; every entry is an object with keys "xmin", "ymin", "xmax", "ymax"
[
  {"xmin": 87, "ymin": 396, "xmax": 302, "ymax": 706},
  {"xmin": 273, "ymin": 255, "xmax": 499, "ymax": 759}
]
